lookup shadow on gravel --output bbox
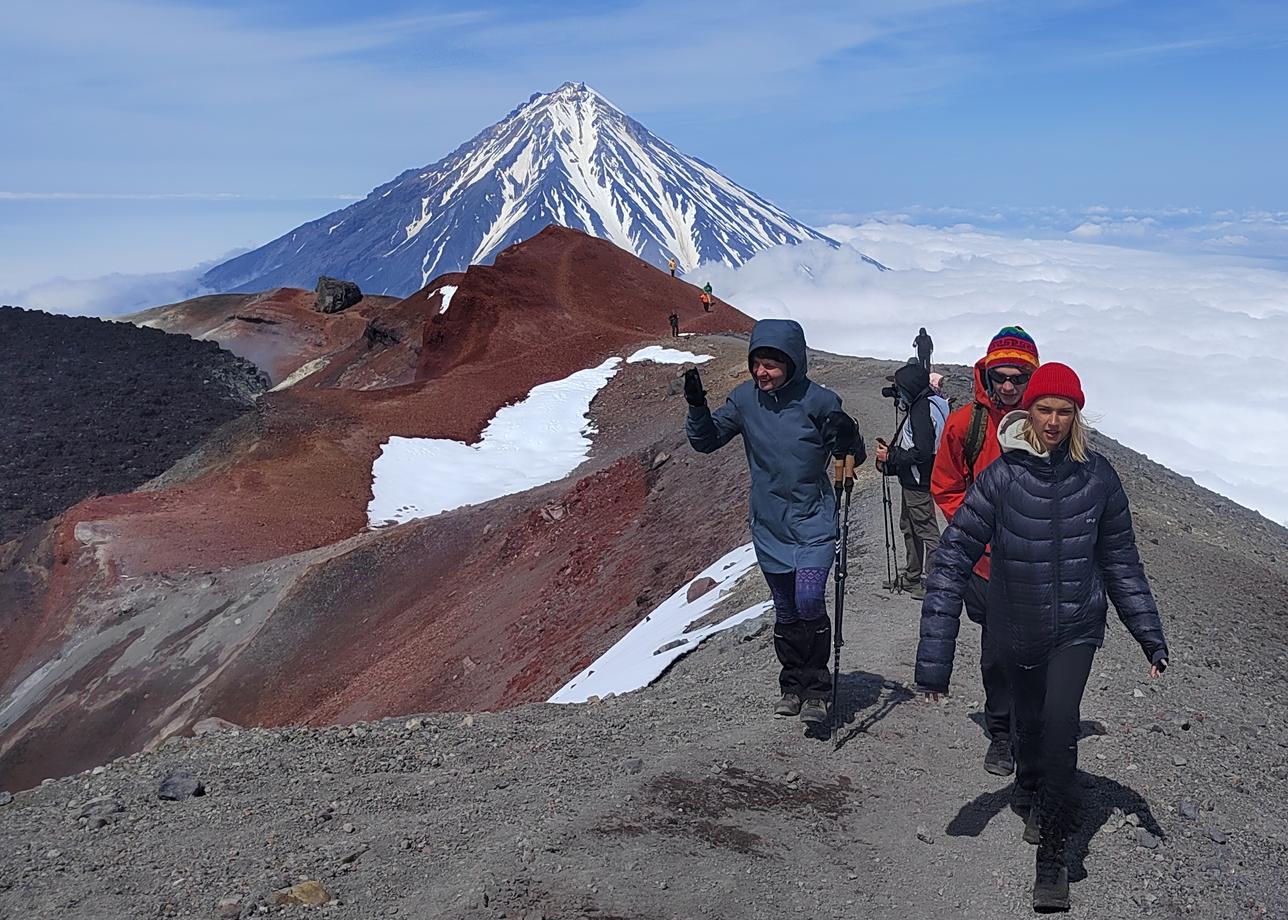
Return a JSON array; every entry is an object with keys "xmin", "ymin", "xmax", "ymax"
[
  {"xmin": 827, "ymin": 671, "xmax": 915, "ymax": 750},
  {"xmin": 945, "ymin": 772, "xmax": 1164, "ymax": 885}
]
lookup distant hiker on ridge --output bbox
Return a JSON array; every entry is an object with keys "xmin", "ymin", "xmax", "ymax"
[
  {"xmin": 874, "ymin": 363, "xmax": 948, "ymax": 600},
  {"xmin": 914, "ymin": 327, "xmax": 934, "ymax": 371},
  {"xmin": 668, "ymin": 257, "xmax": 678, "ymax": 277},
  {"xmin": 668, "ymin": 311, "xmax": 680, "ymax": 337},
  {"xmin": 916, "ymin": 361, "xmax": 1169, "ymax": 912},
  {"xmin": 685, "ymin": 320, "xmax": 864, "ymax": 727},
  {"xmin": 930, "ymin": 325, "xmax": 1040, "ymax": 778},
  {"xmin": 699, "ymin": 290, "xmax": 712, "ymax": 312}
]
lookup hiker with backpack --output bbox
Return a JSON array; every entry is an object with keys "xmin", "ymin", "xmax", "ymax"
[
  {"xmin": 874, "ymin": 363, "xmax": 949, "ymax": 599},
  {"xmin": 914, "ymin": 327, "xmax": 934, "ymax": 371},
  {"xmin": 684, "ymin": 319, "xmax": 864, "ymax": 727},
  {"xmin": 668, "ymin": 311, "xmax": 680, "ymax": 337},
  {"xmin": 699, "ymin": 291, "xmax": 712, "ymax": 312},
  {"xmin": 916, "ymin": 362, "xmax": 1168, "ymax": 912},
  {"xmin": 929, "ymin": 325, "xmax": 1039, "ymax": 777}
]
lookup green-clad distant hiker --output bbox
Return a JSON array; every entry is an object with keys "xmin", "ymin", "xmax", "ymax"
[
  {"xmin": 668, "ymin": 257, "xmax": 678, "ymax": 277},
  {"xmin": 703, "ymin": 281, "xmax": 713, "ymax": 297}
]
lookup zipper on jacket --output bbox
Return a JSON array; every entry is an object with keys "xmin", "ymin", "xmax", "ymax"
[{"xmin": 1051, "ymin": 457, "xmax": 1062, "ymax": 649}]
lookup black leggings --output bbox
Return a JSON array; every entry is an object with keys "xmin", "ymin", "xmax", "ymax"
[{"xmin": 1008, "ymin": 643, "xmax": 1095, "ymax": 821}]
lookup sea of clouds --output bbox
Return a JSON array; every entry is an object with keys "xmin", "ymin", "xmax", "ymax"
[{"xmin": 698, "ymin": 221, "xmax": 1288, "ymax": 526}]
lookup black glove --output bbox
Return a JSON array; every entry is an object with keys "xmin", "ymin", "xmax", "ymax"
[
  {"xmin": 827, "ymin": 410, "xmax": 858, "ymax": 458},
  {"xmin": 683, "ymin": 368, "xmax": 707, "ymax": 408}
]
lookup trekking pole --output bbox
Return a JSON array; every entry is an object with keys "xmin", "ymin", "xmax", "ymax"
[
  {"xmin": 880, "ymin": 473, "xmax": 901, "ymax": 593},
  {"xmin": 831, "ymin": 450, "xmax": 855, "ymax": 741}
]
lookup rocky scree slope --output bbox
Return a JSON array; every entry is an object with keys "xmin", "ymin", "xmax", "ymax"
[
  {"xmin": 0, "ymin": 229, "xmax": 753, "ymax": 791},
  {"xmin": 0, "ymin": 305, "xmax": 266, "ymax": 544},
  {"xmin": 0, "ymin": 349, "xmax": 1285, "ymax": 919}
]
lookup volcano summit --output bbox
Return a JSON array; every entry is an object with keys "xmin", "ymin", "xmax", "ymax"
[{"xmin": 201, "ymin": 82, "xmax": 849, "ymax": 296}]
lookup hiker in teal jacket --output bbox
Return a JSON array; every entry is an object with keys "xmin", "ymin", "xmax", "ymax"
[{"xmin": 684, "ymin": 319, "xmax": 864, "ymax": 724}]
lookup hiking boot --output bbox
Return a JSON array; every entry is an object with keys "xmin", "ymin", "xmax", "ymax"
[
  {"xmin": 1023, "ymin": 803, "xmax": 1042, "ymax": 845},
  {"xmin": 1033, "ymin": 798, "xmax": 1071, "ymax": 912},
  {"xmin": 908, "ymin": 581, "xmax": 927, "ymax": 600},
  {"xmin": 799, "ymin": 698, "xmax": 828, "ymax": 724},
  {"xmin": 881, "ymin": 572, "xmax": 921, "ymax": 591},
  {"xmin": 984, "ymin": 735, "xmax": 1016, "ymax": 776},
  {"xmin": 774, "ymin": 693, "xmax": 802, "ymax": 718},
  {"xmin": 1032, "ymin": 846, "xmax": 1070, "ymax": 912}
]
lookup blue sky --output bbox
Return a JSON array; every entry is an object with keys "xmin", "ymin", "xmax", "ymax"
[{"xmin": 2, "ymin": 0, "xmax": 1286, "ymax": 291}]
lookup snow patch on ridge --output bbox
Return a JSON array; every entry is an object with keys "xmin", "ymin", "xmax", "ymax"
[
  {"xmin": 437, "ymin": 285, "xmax": 458, "ymax": 314},
  {"xmin": 549, "ymin": 543, "xmax": 767, "ymax": 703},
  {"xmin": 366, "ymin": 358, "xmax": 622, "ymax": 527},
  {"xmin": 269, "ymin": 357, "xmax": 330, "ymax": 392},
  {"xmin": 626, "ymin": 346, "xmax": 713, "ymax": 364}
]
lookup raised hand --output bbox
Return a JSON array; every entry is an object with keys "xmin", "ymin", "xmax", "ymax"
[{"xmin": 683, "ymin": 367, "xmax": 707, "ymax": 408}]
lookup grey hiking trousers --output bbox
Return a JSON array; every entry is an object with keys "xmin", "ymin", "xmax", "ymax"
[{"xmin": 900, "ymin": 486, "xmax": 941, "ymax": 581}]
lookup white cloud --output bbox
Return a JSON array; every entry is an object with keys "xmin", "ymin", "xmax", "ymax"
[
  {"xmin": 811, "ymin": 205, "xmax": 1288, "ymax": 267},
  {"xmin": 698, "ymin": 223, "xmax": 1288, "ymax": 525},
  {"xmin": 0, "ymin": 258, "xmax": 230, "ymax": 317}
]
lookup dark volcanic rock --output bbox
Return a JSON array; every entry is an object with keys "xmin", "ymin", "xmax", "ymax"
[
  {"xmin": 0, "ymin": 306, "xmax": 267, "ymax": 543},
  {"xmin": 315, "ymin": 276, "xmax": 362, "ymax": 314},
  {"xmin": 157, "ymin": 772, "xmax": 204, "ymax": 800}
]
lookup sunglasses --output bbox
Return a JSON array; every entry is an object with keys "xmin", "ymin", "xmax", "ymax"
[{"xmin": 988, "ymin": 368, "xmax": 1032, "ymax": 386}]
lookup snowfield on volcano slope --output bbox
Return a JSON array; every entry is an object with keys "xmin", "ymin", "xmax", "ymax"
[
  {"xmin": 366, "ymin": 347, "xmax": 712, "ymax": 527},
  {"xmin": 550, "ymin": 543, "xmax": 767, "ymax": 703}
]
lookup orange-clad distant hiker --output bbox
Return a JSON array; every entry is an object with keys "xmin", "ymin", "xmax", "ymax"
[
  {"xmin": 668, "ymin": 257, "xmax": 678, "ymax": 277},
  {"xmin": 699, "ymin": 291, "xmax": 712, "ymax": 312}
]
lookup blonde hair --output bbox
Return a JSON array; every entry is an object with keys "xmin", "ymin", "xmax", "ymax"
[{"xmin": 1021, "ymin": 403, "xmax": 1092, "ymax": 463}]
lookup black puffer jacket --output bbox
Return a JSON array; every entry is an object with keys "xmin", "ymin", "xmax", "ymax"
[{"xmin": 916, "ymin": 412, "xmax": 1168, "ymax": 693}]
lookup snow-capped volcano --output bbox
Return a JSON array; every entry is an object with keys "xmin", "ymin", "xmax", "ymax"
[{"xmin": 201, "ymin": 82, "xmax": 844, "ymax": 295}]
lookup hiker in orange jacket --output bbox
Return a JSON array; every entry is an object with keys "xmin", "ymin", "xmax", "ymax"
[{"xmin": 930, "ymin": 325, "xmax": 1039, "ymax": 777}]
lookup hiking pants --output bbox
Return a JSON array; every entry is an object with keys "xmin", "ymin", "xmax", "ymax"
[
  {"xmin": 899, "ymin": 487, "xmax": 940, "ymax": 581},
  {"xmin": 964, "ymin": 573, "xmax": 1013, "ymax": 740},
  {"xmin": 1008, "ymin": 643, "xmax": 1096, "ymax": 827},
  {"xmin": 764, "ymin": 567, "xmax": 831, "ymax": 699},
  {"xmin": 917, "ymin": 353, "xmax": 931, "ymax": 371}
]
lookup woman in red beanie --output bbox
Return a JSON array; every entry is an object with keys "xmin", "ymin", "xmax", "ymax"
[{"xmin": 915, "ymin": 362, "xmax": 1169, "ymax": 912}]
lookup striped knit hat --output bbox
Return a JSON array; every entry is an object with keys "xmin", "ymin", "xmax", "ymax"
[{"xmin": 984, "ymin": 326, "xmax": 1040, "ymax": 371}]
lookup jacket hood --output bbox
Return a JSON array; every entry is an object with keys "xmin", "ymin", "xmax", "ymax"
[
  {"xmin": 748, "ymin": 319, "xmax": 808, "ymax": 387},
  {"xmin": 997, "ymin": 410, "xmax": 1044, "ymax": 456},
  {"xmin": 971, "ymin": 357, "xmax": 992, "ymax": 406},
  {"xmin": 894, "ymin": 362, "xmax": 930, "ymax": 401}
]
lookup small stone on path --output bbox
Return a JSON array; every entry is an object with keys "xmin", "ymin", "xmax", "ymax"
[{"xmin": 271, "ymin": 880, "xmax": 330, "ymax": 907}]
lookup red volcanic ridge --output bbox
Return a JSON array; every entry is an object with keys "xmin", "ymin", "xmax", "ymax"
[{"xmin": 0, "ymin": 225, "xmax": 755, "ymax": 790}]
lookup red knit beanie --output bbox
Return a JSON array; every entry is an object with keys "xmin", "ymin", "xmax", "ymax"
[{"xmin": 1021, "ymin": 362, "xmax": 1085, "ymax": 410}]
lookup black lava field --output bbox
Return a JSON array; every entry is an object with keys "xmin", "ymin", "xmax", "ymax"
[{"xmin": 0, "ymin": 305, "xmax": 265, "ymax": 543}]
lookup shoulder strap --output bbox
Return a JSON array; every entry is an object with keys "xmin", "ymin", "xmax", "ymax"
[{"xmin": 963, "ymin": 403, "xmax": 990, "ymax": 482}]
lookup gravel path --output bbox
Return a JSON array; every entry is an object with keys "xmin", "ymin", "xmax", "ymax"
[{"xmin": 2, "ymin": 349, "xmax": 1285, "ymax": 919}]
